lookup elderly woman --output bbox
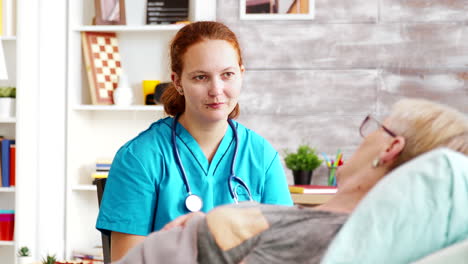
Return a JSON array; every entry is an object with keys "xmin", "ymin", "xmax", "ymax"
[{"xmin": 116, "ymin": 98, "xmax": 468, "ymax": 264}]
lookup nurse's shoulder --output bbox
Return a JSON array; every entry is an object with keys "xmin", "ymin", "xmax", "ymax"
[{"xmin": 115, "ymin": 116, "xmax": 174, "ymax": 158}]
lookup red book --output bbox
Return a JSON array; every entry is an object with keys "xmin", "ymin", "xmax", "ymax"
[
  {"xmin": 9, "ymin": 144, "xmax": 15, "ymax": 186},
  {"xmin": 289, "ymin": 185, "xmax": 337, "ymax": 194}
]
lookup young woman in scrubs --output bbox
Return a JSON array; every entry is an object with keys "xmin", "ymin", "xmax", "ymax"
[{"xmin": 96, "ymin": 21, "xmax": 293, "ymax": 261}]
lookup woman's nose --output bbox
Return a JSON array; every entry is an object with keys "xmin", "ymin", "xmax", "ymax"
[{"xmin": 208, "ymin": 77, "xmax": 224, "ymax": 96}]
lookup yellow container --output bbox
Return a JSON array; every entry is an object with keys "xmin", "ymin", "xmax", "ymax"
[{"xmin": 142, "ymin": 80, "xmax": 160, "ymax": 104}]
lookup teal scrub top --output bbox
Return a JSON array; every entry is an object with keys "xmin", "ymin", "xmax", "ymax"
[{"xmin": 96, "ymin": 117, "xmax": 292, "ymax": 236}]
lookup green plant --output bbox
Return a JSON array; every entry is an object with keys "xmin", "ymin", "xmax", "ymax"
[
  {"xmin": 284, "ymin": 145, "xmax": 323, "ymax": 171},
  {"xmin": 17, "ymin": 246, "xmax": 31, "ymax": 257},
  {"xmin": 0, "ymin": 86, "xmax": 16, "ymax": 98},
  {"xmin": 42, "ymin": 254, "xmax": 57, "ymax": 264}
]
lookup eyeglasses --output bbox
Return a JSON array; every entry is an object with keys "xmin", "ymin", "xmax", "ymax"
[{"xmin": 359, "ymin": 115, "xmax": 397, "ymax": 138}]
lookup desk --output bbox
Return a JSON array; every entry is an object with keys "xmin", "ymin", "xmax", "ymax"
[{"xmin": 291, "ymin": 193, "xmax": 334, "ymax": 207}]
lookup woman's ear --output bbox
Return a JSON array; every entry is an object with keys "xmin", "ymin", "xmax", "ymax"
[
  {"xmin": 240, "ymin": 65, "xmax": 245, "ymax": 75},
  {"xmin": 171, "ymin": 73, "xmax": 183, "ymax": 94},
  {"xmin": 380, "ymin": 136, "xmax": 405, "ymax": 166},
  {"xmin": 171, "ymin": 72, "xmax": 180, "ymax": 86}
]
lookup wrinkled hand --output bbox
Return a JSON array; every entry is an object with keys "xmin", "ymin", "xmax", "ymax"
[{"xmin": 161, "ymin": 212, "xmax": 206, "ymax": 231}]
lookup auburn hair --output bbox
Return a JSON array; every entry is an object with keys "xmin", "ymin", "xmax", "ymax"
[{"xmin": 161, "ymin": 21, "xmax": 243, "ymax": 119}]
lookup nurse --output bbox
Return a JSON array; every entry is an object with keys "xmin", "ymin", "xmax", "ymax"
[{"xmin": 96, "ymin": 21, "xmax": 293, "ymax": 261}]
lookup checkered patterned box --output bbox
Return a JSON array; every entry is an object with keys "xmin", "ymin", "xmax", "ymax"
[{"xmin": 82, "ymin": 32, "xmax": 122, "ymax": 105}]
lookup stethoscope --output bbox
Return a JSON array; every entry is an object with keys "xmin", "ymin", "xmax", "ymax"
[{"xmin": 172, "ymin": 114, "xmax": 253, "ymax": 212}]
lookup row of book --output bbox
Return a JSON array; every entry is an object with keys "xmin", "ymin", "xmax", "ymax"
[
  {"xmin": 91, "ymin": 159, "xmax": 111, "ymax": 184},
  {"xmin": 146, "ymin": 0, "xmax": 189, "ymax": 25},
  {"xmin": 0, "ymin": 0, "xmax": 16, "ymax": 36},
  {"xmin": 0, "ymin": 138, "xmax": 15, "ymax": 187}
]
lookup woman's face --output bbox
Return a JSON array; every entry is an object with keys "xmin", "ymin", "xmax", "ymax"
[{"xmin": 174, "ymin": 39, "xmax": 244, "ymax": 124}]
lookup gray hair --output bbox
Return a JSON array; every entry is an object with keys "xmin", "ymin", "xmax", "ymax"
[{"xmin": 386, "ymin": 98, "xmax": 468, "ymax": 169}]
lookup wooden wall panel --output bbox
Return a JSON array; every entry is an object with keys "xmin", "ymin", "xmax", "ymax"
[
  {"xmin": 380, "ymin": 0, "xmax": 468, "ymax": 22},
  {"xmin": 234, "ymin": 24, "xmax": 468, "ymax": 70},
  {"xmin": 377, "ymin": 69, "xmax": 468, "ymax": 114},
  {"xmin": 240, "ymin": 70, "xmax": 378, "ymax": 115}
]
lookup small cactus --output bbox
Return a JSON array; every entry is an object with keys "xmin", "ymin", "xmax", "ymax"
[{"xmin": 17, "ymin": 246, "xmax": 30, "ymax": 257}]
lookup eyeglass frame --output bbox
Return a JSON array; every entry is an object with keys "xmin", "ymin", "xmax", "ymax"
[{"xmin": 359, "ymin": 115, "xmax": 397, "ymax": 138}]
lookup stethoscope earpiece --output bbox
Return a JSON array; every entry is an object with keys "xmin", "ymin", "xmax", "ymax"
[{"xmin": 172, "ymin": 114, "xmax": 253, "ymax": 212}]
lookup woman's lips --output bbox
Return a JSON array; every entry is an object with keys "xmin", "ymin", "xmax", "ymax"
[{"xmin": 206, "ymin": 102, "xmax": 224, "ymax": 109}]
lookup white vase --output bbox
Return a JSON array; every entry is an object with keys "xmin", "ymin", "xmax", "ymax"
[
  {"xmin": 0, "ymin": 97, "xmax": 15, "ymax": 118},
  {"xmin": 17, "ymin": 256, "xmax": 34, "ymax": 264},
  {"xmin": 113, "ymin": 71, "xmax": 133, "ymax": 106}
]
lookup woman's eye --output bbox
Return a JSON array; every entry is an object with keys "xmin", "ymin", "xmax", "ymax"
[
  {"xmin": 193, "ymin": 75, "xmax": 207, "ymax": 81},
  {"xmin": 223, "ymin": 72, "xmax": 235, "ymax": 79}
]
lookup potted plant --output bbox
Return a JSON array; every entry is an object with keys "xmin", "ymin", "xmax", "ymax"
[
  {"xmin": 41, "ymin": 254, "xmax": 57, "ymax": 264},
  {"xmin": 17, "ymin": 246, "xmax": 33, "ymax": 264},
  {"xmin": 0, "ymin": 86, "xmax": 15, "ymax": 118},
  {"xmin": 284, "ymin": 145, "xmax": 323, "ymax": 185}
]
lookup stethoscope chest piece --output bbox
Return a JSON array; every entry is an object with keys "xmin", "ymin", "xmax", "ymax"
[{"xmin": 185, "ymin": 194, "xmax": 203, "ymax": 212}]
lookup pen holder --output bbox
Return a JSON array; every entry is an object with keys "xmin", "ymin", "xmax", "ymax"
[{"xmin": 327, "ymin": 166, "xmax": 338, "ymax": 186}]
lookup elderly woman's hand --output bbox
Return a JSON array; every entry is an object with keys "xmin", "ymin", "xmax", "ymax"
[{"xmin": 161, "ymin": 212, "xmax": 206, "ymax": 231}]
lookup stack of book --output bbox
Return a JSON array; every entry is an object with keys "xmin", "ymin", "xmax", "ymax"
[
  {"xmin": 72, "ymin": 246, "xmax": 104, "ymax": 264},
  {"xmin": 0, "ymin": 137, "xmax": 15, "ymax": 187},
  {"xmin": 146, "ymin": 0, "xmax": 189, "ymax": 25},
  {"xmin": 91, "ymin": 159, "xmax": 111, "ymax": 184},
  {"xmin": 289, "ymin": 185, "xmax": 337, "ymax": 205}
]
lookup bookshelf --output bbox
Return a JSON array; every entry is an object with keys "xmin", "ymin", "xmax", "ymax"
[
  {"xmin": 65, "ymin": 0, "xmax": 216, "ymax": 260},
  {"xmin": 0, "ymin": 8, "xmax": 16, "ymax": 262}
]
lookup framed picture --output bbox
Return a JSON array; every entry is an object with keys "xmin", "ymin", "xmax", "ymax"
[
  {"xmin": 240, "ymin": 0, "xmax": 315, "ymax": 20},
  {"xmin": 95, "ymin": 0, "xmax": 126, "ymax": 25}
]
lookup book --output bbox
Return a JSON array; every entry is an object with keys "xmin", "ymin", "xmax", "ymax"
[
  {"xmin": 92, "ymin": 171, "xmax": 109, "ymax": 179},
  {"xmin": 146, "ymin": 0, "xmax": 189, "ymax": 25},
  {"xmin": 0, "ymin": 137, "xmax": 2, "ymax": 187},
  {"xmin": 1, "ymin": 138, "xmax": 13, "ymax": 187},
  {"xmin": 81, "ymin": 31, "xmax": 122, "ymax": 105},
  {"xmin": 288, "ymin": 185, "xmax": 337, "ymax": 194},
  {"xmin": 290, "ymin": 193, "xmax": 334, "ymax": 205},
  {"xmin": 9, "ymin": 143, "xmax": 14, "ymax": 186}
]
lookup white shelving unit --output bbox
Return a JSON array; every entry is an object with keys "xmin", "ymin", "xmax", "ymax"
[
  {"xmin": 0, "ymin": 13, "xmax": 17, "ymax": 263},
  {"xmin": 65, "ymin": 0, "xmax": 216, "ymax": 259}
]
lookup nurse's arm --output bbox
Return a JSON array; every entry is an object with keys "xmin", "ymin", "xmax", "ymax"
[
  {"xmin": 161, "ymin": 212, "xmax": 205, "ymax": 231},
  {"xmin": 111, "ymin": 231, "xmax": 146, "ymax": 262}
]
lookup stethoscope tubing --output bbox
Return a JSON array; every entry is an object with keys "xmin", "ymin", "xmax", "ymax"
[{"xmin": 172, "ymin": 114, "xmax": 253, "ymax": 208}]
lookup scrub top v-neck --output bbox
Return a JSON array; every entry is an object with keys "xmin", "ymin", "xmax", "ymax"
[{"xmin": 96, "ymin": 117, "xmax": 293, "ymax": 235}]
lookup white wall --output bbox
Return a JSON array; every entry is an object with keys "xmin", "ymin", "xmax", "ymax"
[{"xmin": 16, "ymin": 0, "xmax": 67, "ymax": 260}]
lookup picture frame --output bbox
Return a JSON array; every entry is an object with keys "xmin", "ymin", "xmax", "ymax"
[
  {"xmin": 240, "ymin": 0, "xmax": 315, "ymax": 20},
  {"xmin": 95, "ymin": 0, "xmax": 126, "ymax": 25}
]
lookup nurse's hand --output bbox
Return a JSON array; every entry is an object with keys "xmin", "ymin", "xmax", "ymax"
[{"xmin": 162, "ymin": 212, "xmax": 205, "ymax": 231}]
